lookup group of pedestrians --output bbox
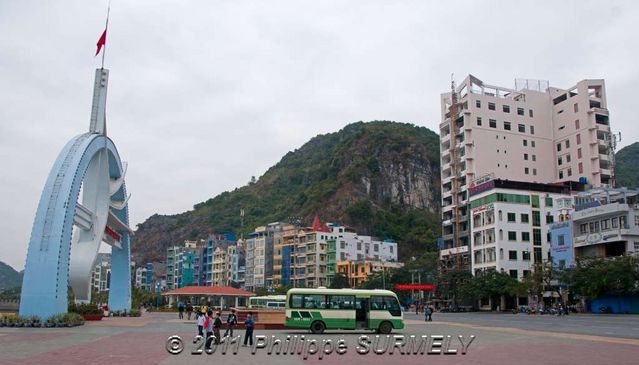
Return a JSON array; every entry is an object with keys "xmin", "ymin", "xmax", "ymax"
[
  {"xmin": 192, "ymin": 307, "xmax": 255, "ymax": 348},
  {"xmin": 176, "ymin": 301, "xmax": 194, "ymax": 320}
]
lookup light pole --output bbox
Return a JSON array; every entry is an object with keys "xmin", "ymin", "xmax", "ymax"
[{"xmin": 382, "ymin": 260, "xmax": 386, "ymax": 290}]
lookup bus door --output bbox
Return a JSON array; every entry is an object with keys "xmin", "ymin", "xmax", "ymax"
[{"xmin": 356, "ymin": 297, "xmax": 369, "ymax": 329}]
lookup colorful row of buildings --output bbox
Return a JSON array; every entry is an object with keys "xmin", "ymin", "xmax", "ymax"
[{"xmin": 163, "ymin": 218, "xmax": 401, "ymax": 292}]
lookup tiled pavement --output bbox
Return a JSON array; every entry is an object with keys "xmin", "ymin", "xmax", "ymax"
[{"xmin": 1, "ymin": 312, "xmax": 638, "ymax": 364}]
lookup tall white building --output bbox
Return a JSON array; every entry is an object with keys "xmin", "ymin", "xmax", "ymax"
[{"xmin": 440, "ymin": 75, "xmax": 614, "ymax": 272}]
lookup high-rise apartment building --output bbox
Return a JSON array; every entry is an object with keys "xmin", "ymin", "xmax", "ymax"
[{"xmin": 440, "ymin": 75, "xmax": 614, "ymax": 273}]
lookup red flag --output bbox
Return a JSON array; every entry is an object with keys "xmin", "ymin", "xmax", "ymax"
[{"xmin": 95, "ymin": 29, "xmax": 107, "ymax": 56}]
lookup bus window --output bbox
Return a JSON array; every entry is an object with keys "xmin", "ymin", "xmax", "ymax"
[
  {"xmin": 383, "ymin": 296, "xmax": 401, "ymax": 316},
  {"xmin": 291, "ymin": 294, "xmax": 303, "ymax": 308},
  {"xmin": 371, "ymin": 296, "xmax": 386, "ymax": 310},
  {"xmin": 304, "ymin": 294, "xmax": 326, "ymax": 309},
  {"xmin": 327, "ymin": 295, "xmax": 355, "ymax": 309}
]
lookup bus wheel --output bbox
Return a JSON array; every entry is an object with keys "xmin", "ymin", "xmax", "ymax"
[
  {"xmin": 310, "ymin": 321, "xmax": 326, "ymax": 334},
  {"xmin": 378, "ymin": 321, "xmax": 393, "ymax": 334}
]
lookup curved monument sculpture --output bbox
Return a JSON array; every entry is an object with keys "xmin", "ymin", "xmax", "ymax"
[{"xmin": 20, "ymin": 69, "xmax": 133, "ymax": 319}]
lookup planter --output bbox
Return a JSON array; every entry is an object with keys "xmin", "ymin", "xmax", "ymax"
[{"xmin": 81, "ymin": 314, "xmax": 103, "ymax": 321}]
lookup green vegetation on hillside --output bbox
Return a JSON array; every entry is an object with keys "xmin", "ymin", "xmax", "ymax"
[
  {"xmin": 615, "ymin": 142, "xmax": 639, "ymax": 188},
  {"xmin": 133, "ymin": 121, "xmax": 442, "ymax": 263}
]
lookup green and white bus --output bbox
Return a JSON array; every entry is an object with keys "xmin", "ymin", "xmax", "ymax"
[
  {"xmin": 248, "ymin": 295, "xmax": 287, "ymax": 309},
  {"xmin": 285, "ymin": 288, "xmax": 404, "ymax": 334}
]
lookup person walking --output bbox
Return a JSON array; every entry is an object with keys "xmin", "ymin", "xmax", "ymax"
[
  {"xmin": 242, "ymin": 312, "xmax": 255, "ymax": 347},
  {"xmin": 186, "ymin": 302, "xmax": 193, "ymax": 320},
  {"xmin": 213, "ymin": 311, "xmax": 223, "ymax": 345},
  {"xmin": 204, "ymin": 309, "xmax": 214, "ymax": 350},
  {"xmin": 196, "ymin": 312, "xmax": 205, "ymax": 338},
  {"xmin": 224, "ymin": 309, "xmax": 238, "ymax": 338},
  {"xmin": 425, "ymin": 305, "xmax": 433, "ymax": 322},
  {"xmin": 177, "ymin": 300, "xmax": 185, "ymax": 320}
]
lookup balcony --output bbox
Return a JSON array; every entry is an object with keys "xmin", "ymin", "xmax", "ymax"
[{"xmin": 572, "ymin": 202, "xmax": 631, "ymax": 221}]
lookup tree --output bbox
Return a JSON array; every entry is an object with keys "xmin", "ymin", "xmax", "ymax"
[
  {"xmin": 254, "ymin": 287, "xmax": 268, "ymax": 296},
  {"xmin": 564, "ymin": 256, "xmax": 639, "ymax": 298},
  {"xmin": 273, "ymin": 285, "xmax": 292, "ymax": 295},
  {"xmin": 329, "ymin": 273, "xmax": 350, "ymax": 289}
]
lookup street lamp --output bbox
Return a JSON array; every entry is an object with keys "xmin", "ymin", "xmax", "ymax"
[{"xmin": 156, "ymin": 282, "xmax": 161, "ymax": 308}]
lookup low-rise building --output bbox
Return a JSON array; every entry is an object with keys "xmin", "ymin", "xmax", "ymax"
[
  {"xmin": 572, "ymin": 188, "xmax": 639, "ymax": 258},
  {"xmin": 469, "ymin": 178, "xmax": 584, "ymax": 280},
  {"xmin": 335, "ymin": 259, "xmax": 404, "ymax": 288}
]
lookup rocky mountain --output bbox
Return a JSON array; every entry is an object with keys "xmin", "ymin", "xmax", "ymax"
[
  {"xmin": 615, "ymin": 142, "xmax": 639, "ymax": 188},
  {"xmin": 0, "ymin": 261, "xmax": 22, "ymax": 292},
  {"xmin": 133, "ymin": 121, "xmax": 442, "ymax": 264}
]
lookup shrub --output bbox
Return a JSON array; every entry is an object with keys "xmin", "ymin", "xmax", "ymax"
[{"xmin": 70, "ymin": 303, "xmax": 103, "ymax": 315}]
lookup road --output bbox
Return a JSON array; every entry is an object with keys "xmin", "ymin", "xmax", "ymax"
[
  {"xmin": 403, "ymin": 311, "xmax": 639, "ymax": 339},
  {"xmin": 1, "ymin": 312, "xmax": 638, "ymax": 364}
]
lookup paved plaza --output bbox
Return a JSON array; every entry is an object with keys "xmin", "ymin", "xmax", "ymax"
[{"xmin": 1, "ymin": 312, "xmax": 638, "ymax": 364}]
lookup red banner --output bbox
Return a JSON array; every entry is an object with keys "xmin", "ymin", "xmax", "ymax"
[
  {"xmin": 394, "ymin": 284, "xmax": 435, "ymax": 291},
  {"xmin": 104, "ymin": 225, "xmax": 121, "ymax": 242}
]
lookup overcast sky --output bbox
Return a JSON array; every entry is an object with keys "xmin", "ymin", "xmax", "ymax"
[{"xmin": 1, "ymin": 1, "xmax": 638, "ymax": 270}]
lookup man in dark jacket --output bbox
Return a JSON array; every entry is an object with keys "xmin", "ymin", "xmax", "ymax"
[
  {"xmin": 213, "ymin": 311, "xmax": 223, "ymax": 344},
  {"xmin": 242, "ymin": 312, "xmax": 255, "ymax": 347},
  {"xmin": 224, "ymin": 309, "xmax": 238, "ymax": 337}
]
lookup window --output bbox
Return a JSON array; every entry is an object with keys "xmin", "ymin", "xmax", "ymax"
[
  {"xmin": 477, "ymin": 117, "xmax": 482, "ymax": 126},
  {"xmin": 602, "ymin": 219, "xmax": 610, "ymax": 231},
  {"xmin": 612, "ymin": 217, "xmax": 618, "ymax": 228},
  {"xmin": 522, "ymin": 251, "xmax": 531, "ymax": 262},
  {"xmin": 576, "ymin": 134, "xmax": 581, "ymax": 144},
  {"xmin": 508, "ymin": 231, "xmax": 517, "ymax": 241},
  {"xmin": 532, "ymin": 141, "xmax": 536, "ymax": 147},
  {"xmin": 578, "ymin": 162, "xmax": 583, "ymax": 174},
  {"xmin": 557, "ymin": 143, "xmax": 562, "ymax": 152},
  {"xmin": 577, "ymin": 148, "xmax": 583, "ymax": 159},
  {"xmin": 533, "ymin": 229, "xmax": 542, "ymax": 246},
  {"xmin": 525, "ymin": 167, "xmax": 529, "ymax": 174},
  {"xmin": 532, "ymin": 154, "xmax": 536, "ymax": 161},
  {"xmin": 567, "ymin": 168, "xmax": 572, "ymax": 177},
  {"xmin": 534, "ymin": 247, "xmax": 542, "ymax": 263},
  {"xmin": 580, "ymin": 223, "xmax": 588, "ymax": 234},
  {"xmin": 518, "ymin": 124, "xmax": 525, "ymax": 133},
  {"xmin": 504, "ymin": 121, "xmax": 511, "ymax": 130},
  {"xmin": 635, "ymin": 216, "xmax": 639, "ymax": 226},
  {"xmin": 574, "ymin": 103, "xmax": 579, "ymax": 113},
  {"xmin": 530, "ymin": 126, "xmax": 535, "ymax": 135},
  {"xmin": 531, "ymin": 195, "xmax": 540, "ymax": 208},
  {"xmin": 509, "ymin": 250, "xmax": 517, "ymax": 260},
  {"xmin": 575, "ymin": 119, "xmax": 580, "ymax": 129},
  {"xmin": 489, "ymin": 119, "xmax": 497, "ymax": 128},
  {"xmin": 546, "ymin": 215, "xmax": 554, "ymax": 224},
  {"xmin": 523, "ymin": 269, "xmax": 531, "ymax": 277},
  {"xmin": 327, "ymin": 295, "xmax": 355, "ymax": 309},
  {"xmin": 565, "ymin": 139, "xmax": 570, "ymax": 148},
  {"xmin": 517, "ymin": 107, "xmax": 524, "ymax": 116},
  {"xmin": 559, "ymin": 171, "xmax": 564, "ymax": 179},
  {"xmin": 521, "ymin": 213, "xmax": 529, "ymax": 223},
  {"xmin": 532, "ymin": 211, "xmax": 541, "ymax": 226},
  {"xmin": 533, "ymin": 168, "xmax": 537, "ymax": 175},
  {"xmin": 523, "ymin": 139, "xmax": 528, "ymax": 147},
  {"xmin": 507, "ymin": 213, "xmax": 516, "ymax": 222},
  {"xmin": 557, "ymin": 234, "xmax": 565, "ymax": 246},
  {"xmin": 498, "ymin": 210, "xmax": 503, "ymax": 221},
  {"xmin": 524, "ymin": 153, "xmax": 529, "ymax": 160},
  {"xmin": 529, "ymin": 109, "xmax": 534, "ymax": 117},
  {"xmin": 509, "ymin": 270, "xmax": 518, "ymax": 279},
  {"xmin": 522, "ymin": 232, "xmax": 530, "ymax": 241},
  {"xmin": 545, "ymin": 197, "xmax": 553, "ymax": 207},
  {"xmin": 488, "ymin": 102, "xmax": 495, "ymax": 110},
  {"xmin": 370, "ymin": 296, "xmax": 400, "ymax": 315},
  {"xmin": 476, "ymin": 100, "xmax": 481, "ymax": 108},
  {"xmin": 635, "ymin": 242, "xmax": 639, "ymax": 252},
  {"xmin": 503, "ymin": 105, "xmax": 510, "ymax": 113}
]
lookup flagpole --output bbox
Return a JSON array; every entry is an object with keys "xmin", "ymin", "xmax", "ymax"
[{"xmin": 101, "ymin": 1, "xmax": 111, "ymax": 70}]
